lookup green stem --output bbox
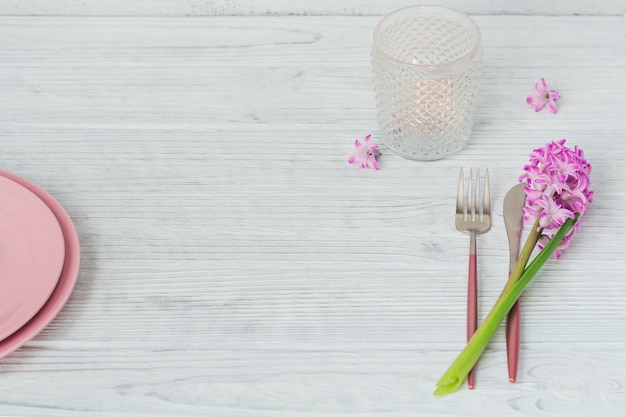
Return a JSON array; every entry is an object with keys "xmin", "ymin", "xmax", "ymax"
[
  {"xmin": 495, "ymin": 216, "xmax": 542, "ymax": 306},
  {"xmin": 433, "ymin": 213, "xmax": 579, "ymax": 396}
]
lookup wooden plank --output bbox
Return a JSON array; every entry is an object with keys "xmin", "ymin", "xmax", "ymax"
[{"xmin": 0, "ymin": 0, "xmax": 623, "ymax": 17}]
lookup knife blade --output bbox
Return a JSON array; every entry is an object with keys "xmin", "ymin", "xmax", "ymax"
[{"xmin": 503, "ymin": 183, "xmax": 526, "ymax": 382}]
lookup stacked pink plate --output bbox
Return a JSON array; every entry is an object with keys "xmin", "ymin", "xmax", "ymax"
[{"xmin": 0, "ymin": 170, "xmax": 80, "ymax": 358}]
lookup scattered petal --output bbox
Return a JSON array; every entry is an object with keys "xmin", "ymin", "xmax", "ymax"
[
  {"xmin": 348, "ymin": 134, "xmax": 381, "ymax": 170},
  {"xmin": 527, "ymin": 78, "xmax": 560, "ymax": 114}
]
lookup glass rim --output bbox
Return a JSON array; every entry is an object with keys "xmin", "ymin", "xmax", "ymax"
[{"xmin": 372, "ymin": 5, "xmax": 482, "ymax": 69}]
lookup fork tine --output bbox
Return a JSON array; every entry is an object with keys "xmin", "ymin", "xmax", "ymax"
[
  {"xmin": 457, "ymin": 168, "xmax": 464, "ymax": 218},
  {"xmin": 467, "ymin": 168, "xmax": 474, "ymax": 221},
  {"xmin": 483, "ymin": 169, "xmax": 490, "ymax": 216},
  {"xmin": 470, "ymin": 168, "xmax": 481, "ymax": 221}
]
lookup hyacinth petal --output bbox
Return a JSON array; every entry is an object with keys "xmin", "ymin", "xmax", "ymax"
[
  {"xmin": 546, "ymin": 100, "xmax": 558, "ymax": 114},
  {"xmin": 534, "ymin": 99, "xmax": 548, "ymax": 112},
  {"xmin": 527, "ymin": 94, "xmax": 544, "ymax": 105},
  {"xmin": 534, "ymin": 81, "xmax": 547, "ymax": 95}
]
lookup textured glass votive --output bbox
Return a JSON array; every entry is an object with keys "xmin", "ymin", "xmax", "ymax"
[{"xmin": 371, "ymin": 6, "xmax": 482, "ymax": 160}]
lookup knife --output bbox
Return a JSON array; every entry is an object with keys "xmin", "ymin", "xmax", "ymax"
[{"xmin": 503, "ymin": 183, "xmax": 526, "ymax": 382}]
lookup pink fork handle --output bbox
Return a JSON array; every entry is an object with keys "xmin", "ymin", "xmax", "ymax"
[
  {"xmin": 467, "ymin": 253, "xmax": 478, "ymax": 389},
  {"xmin": 506, "ymin": 299, "xmax": 521, "ymax": 382}
]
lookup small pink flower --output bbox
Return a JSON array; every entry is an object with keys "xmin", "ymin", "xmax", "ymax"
[
  {"xmin": 535, "ymin": 195, "xmax": 575, "ymax": 229},
  {"xmin": 348, "ymin": 134, "xmax": 381, "ymax": 170},
  {"xmin": 527, "ymin": 78, "xmax": 561, "ymax": 114}
]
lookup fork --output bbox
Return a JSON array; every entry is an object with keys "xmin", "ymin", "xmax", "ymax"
[{"xmin": 455, "ymin": 167, "xmax": 491, "ymax": 389}]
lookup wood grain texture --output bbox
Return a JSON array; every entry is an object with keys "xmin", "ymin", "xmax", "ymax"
[
  {"xmin": 0, "ymin": 14, "xmax": 625, "ymax": 416},
  {"xmin": 0, "ymin": 0, "xmax": 624, "ymax": 17}
]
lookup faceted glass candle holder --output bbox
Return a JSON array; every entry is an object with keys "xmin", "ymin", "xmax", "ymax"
[{"xmin": 371, "ymin": 6, "xmax": 483, "ymax": 160}]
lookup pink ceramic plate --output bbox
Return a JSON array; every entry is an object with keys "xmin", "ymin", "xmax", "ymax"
[
  {"xmin": 0, "ymin": 170, "xmax": 79, "ymax": 358},
  {"xmin": 0, "ymin": 175, "xmax": 65, "ymax": 340}
]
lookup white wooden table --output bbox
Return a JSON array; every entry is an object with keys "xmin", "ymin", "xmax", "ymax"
[{"xmin": 0, "ymin": 12, "xmax": 625, "ymax": 417}]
